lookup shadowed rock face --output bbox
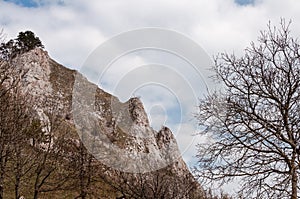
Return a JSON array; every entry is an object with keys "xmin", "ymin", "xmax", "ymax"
[{"xmin": 12, "ymin": 48, "xmax": 204, "ymax": 198}]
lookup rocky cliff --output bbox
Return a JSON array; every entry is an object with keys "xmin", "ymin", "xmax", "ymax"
[{"xmin": 10, "ymin": 48, "xmax": 204, "ymax": 198}]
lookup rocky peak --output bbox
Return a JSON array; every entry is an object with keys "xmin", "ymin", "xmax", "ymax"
[
  {"xmin": 128, "ymin": 97, "xmax": 149, "ymax": 126},
  {"xmin": 156, "ymin": 126, "xmax": 175, "ymax": 148},
  {"xmin": 12, "ymin": 48, "xmax": 52, "ymax": 98}
]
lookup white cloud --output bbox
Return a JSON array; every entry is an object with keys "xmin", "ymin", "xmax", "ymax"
[{"xmin": 2, "ymin": 0, "xmax": 300, "ymax": 66}]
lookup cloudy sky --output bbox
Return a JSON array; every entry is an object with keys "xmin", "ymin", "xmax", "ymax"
[{"xmin": 1, "ymin": 0, "xmax": 300, "ymax": 182}]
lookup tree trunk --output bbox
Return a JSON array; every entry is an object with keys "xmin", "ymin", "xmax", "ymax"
[
  {"xmin": 291, "ymin": 165, "xmax": 297, "ymax": 199},
  {"xmin": 0, "ymin": 167, "xmax": 4, "ymax": 199},
  {"xmin": 0, "ymin": 151, "xmax": 6, "ymax": 199},
  {"xmin": 0, "ymin": 183, "xmax": 3, "ymax": 199},
  {"xmin": 291, "ymin": 154, "xmax": 298, "ymax": 199},
  {"xmin": 15, "ymin": 175, "xmax": 20, "ymax": 199},
  {"xmin": 15, "ymin": 151, "xmax": 21, "ymax": 199},
  {"xmin": 33, "ymin": 171, "xmax": 40, "ymax": 199},
  {"xmin": 33, "ymin": 189, "xmax": 39, "ymax": 199}
]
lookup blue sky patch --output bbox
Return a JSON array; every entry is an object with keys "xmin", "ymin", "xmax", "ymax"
[
  {"xmin": 4, "ymin": 0, "xmax": 39, "ymax": 8},
  {"xmin": 3, "ymin": 0, "xmax": 64, "ymax": 8},
  {"xmin": 235, "ymin": 0, "xmax": 255, "ymax": 6}
]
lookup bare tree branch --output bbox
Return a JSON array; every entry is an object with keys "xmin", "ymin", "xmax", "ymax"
[{"xmin": 195, "ymin": 19, "xmax": 300, "ymax": 199}]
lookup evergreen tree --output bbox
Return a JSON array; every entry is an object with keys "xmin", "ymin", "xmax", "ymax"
[
  {"xmin": 16, "ymin": 31, "xmax": 44, "ymax": 53},
  {"xmin": 0, "ymin": 30, "xmax": 44, "ymax": 60}
]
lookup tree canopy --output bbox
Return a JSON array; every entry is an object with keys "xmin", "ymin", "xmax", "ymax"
[
  {"xmin": 196, "ymin": 20, "xmax": 300, "ymax": 199},
  {"xmin": 16, "ymin": 31, "xmax": 44, "ymax": 52},
  {"xmin": 0, "ymin": 30, "xmax": 44, "ymax": 60}
]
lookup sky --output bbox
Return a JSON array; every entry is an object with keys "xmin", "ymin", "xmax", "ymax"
[{"xmin": 1, "ymin": 0, "xmax": 300, "ymax": 193}]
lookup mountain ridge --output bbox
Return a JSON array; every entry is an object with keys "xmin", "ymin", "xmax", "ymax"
[{"xmin": 6, "ymin": 47, "xmax": 204, "ymax": 198}]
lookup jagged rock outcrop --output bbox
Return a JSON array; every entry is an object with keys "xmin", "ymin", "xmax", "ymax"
[{"xmin": 11, "ymin": 48, "xmax": 204, "ymax": 198}]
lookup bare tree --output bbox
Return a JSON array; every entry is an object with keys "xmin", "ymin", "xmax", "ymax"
[
  {"xmin": 195, "ymin": 20, "xmax": 300, "ymax": 199},
  {"xmin": 8, "ymin": 91, "xmax": 38, "ymax": 199},
  {"xmin": 69, "ymin": 141, "xmax": 99, "ymax": 199},
  {"xmin": 102, "ymin": 165, "xmax": 203, "ymax": 199},
  {"xmin": 30, "ymin": 100, "xmax": 71, "ymax": 199},
  {"xmin": 0, "ymin": 81, "xmax": 22, "ymax": 199},
  {"xmin": 0, "ymin": 31, "xmax": 31, "ymax": 198}
]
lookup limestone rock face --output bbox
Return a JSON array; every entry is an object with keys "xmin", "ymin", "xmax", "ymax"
[
  {"xmin": 12, "ymin": 48, "xmax": 203, "ymax": 198},
  {"xmin": 13, "ymin": 48, "xmax": 52, "ymax": 97}
]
